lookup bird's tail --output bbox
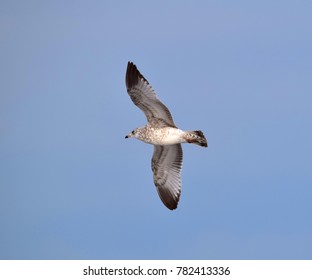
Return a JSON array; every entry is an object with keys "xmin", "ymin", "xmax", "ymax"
[{"xmin": 184, "ymin": 130, "xmax": 208, "ymax": 147}]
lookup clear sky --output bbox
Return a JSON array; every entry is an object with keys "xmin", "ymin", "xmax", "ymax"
[{"xmin": 1, "ymin": 0, "xmax": 311, "ymax": 259}]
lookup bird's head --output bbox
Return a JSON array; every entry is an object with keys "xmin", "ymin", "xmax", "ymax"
[{"xmin": 125, "ymin": 128, "xmax": 139, "ymax": 139}]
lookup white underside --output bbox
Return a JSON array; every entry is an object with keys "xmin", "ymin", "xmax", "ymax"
[{"xmin": 139, "ymin": 127, "xmax": 186, "ymax": 145}]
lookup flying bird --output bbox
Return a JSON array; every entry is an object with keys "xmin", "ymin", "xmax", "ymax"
[{"xmin": 125, "ymin": 62, "xmax": 208, "ymax": 210}]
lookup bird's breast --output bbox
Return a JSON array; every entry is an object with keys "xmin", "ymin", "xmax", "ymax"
[{"xmin": 138, "ymin": 127, "xmax": 185, "ymax": 145}]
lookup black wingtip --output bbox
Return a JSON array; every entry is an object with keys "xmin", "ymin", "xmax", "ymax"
[
  {"xmin": 156, "ymin": 186, "xmax": 180, "ymax": 211},
  {"xmin": 126, "ymin": 61, "xmax": 137, "ymax": 89},
  {"xmin": 163, "ymin": 200, "xmax": 178, "ymax": 211},
  {"xmin": 126, "ymin": 61, "xmax": 150, "ymax": 90}
]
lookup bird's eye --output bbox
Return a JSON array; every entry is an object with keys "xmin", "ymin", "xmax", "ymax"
[{"xmin": 132, "ymin": 130, "xmax": 135, "ymax": 134}]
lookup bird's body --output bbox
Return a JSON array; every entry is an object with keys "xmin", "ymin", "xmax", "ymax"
[
  {"xmin": 129, "ymin": 126, "xmax": 185, "ymax": 145},
  {"xmin": 125, "ymin": 62, "xmax": 207, "ymax": 210},
  {"xmin": 128, "ymin": 125, "xmax": 207, "ymax": 146}
]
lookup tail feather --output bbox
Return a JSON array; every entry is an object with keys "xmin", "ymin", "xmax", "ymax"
[{"xmin": 185, "ymin": 130, "xmax": 208, "ymax": 147}]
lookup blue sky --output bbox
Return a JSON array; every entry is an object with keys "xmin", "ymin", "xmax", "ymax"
[{"xmin": 1, "ymin": 0, "xmax": 311, "ymax": 259}]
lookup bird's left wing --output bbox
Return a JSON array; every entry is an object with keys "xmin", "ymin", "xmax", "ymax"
[{"xmin": 126, "ymin": 62, "xmax": 176, "ymax": 128}]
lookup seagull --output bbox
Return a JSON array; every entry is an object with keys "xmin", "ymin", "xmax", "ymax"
[{"xmin": 125, "ymin": 62, "xmax": 208, "ymax": 210}]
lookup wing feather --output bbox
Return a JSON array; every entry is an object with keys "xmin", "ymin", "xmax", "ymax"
[
  {"xmin": 126, "ymin": 62, "xmax": 176, "ymax": 128},
  {"xmin": 151, "ymin": 144, "xmax": 183, "ymax": 210}
]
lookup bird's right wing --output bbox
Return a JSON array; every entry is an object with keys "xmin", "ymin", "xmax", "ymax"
[{"xmin": 151, "ymin": 144, "xmax": 183, "ymax": 210}]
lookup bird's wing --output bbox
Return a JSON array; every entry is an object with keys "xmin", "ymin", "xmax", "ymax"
[
  {"xmin": 151, "ymin": 144, "xmax": 183, "ymax": 210},
  {"xmin": 125, "ymin": 61, "xmax": 176, "ymax": 128}
]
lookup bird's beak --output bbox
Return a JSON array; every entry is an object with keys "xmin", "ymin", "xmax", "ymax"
[{"xmin": 125, "ymin": 133, "xmax": 131, "ymax": 139}]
